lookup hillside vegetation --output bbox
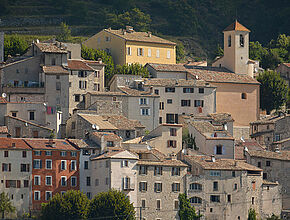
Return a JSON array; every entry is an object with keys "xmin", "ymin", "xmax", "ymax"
[{"xmin": 1, "ymin": 0, "xmax": 289, "ymax": 60}]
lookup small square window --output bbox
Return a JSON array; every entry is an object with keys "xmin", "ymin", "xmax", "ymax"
[{"xmin": 266, "ymin": 161, "xmax": 271, "ymax": 166}]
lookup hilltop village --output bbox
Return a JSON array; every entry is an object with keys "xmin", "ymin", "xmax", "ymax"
[{"xmin": 0, "ymin": 21, "xmax": 289, "ymax": 220}]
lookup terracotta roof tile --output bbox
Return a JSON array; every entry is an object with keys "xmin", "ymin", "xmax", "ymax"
[
  {"xmin": 117, "ymin": 87, "xmax": 158, "ymax": 97},
  {"xmin": 24, "ymin": 139, "xmax": 78, "ymax": 151},
  {"xmin": 209, "ymin": 113, "xmax": 234, "ymax": 123},
  {"xmin": 0, "ymin": 138, "xmax": 31, "ymax": 150},
  {"xmin": 35, "ymin": 43, "xmax": 67, "ymax": 53},
  {"xmin": 247, "ymin": 150, "xmax": 290, "ymax": 161},
  {"xmin": 283, "ymin": 63, "xmax": 290, "ymax": 68},
  {"xmin": 92, "ymin": 132, "xmax": 122, "ymax": 141},
  {"xmin": 91, "ymin": 150, "xmax": 138, "ymax": 161},
  {"xmin": 250, "ymin": 114, "xmax": 289, "ymax": 125},
  {"xmin": 0, "ymin": 126, "xmax": 8, "ymax": 134},
  {"xmin": 6, "ymin": 116, "xmax": 53, "ymax": 131},
  {"xmin": 102, "ymin": 115, "xmax": 145, "ymax": 130},
  {"xmin": 146, "ymin": 63, "xmax": 188, "ymax": 72},
  {"xmin": 78, "ymin": 114, "xmax": 118, "ymax": 130},
  {"xmin": 104, "ymin": 29, "xmax": 176, "ymax": 45},
  {"xmin": 67, "ymin": 60, "xmax": 94, "ymax": 71},
  {"xmin": 42, "ymin": 65, "xmax": 69, "ymax": 75},
  {"xmin": 0, "ymin": 97, "xmax": 8, "ymax": 103},
  {"xmin": 223, "ymin": 20, "xmax": 250, "ymax": 32}
]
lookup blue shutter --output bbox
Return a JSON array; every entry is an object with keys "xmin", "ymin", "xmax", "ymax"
[{"xmin": 222, "ymin": 146, "xmax": 225, "ymax": 155}]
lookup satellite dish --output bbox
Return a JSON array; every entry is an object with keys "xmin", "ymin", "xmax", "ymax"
[
  {"xmin": 92, "ymin": 124, "xmax": 99, "ymax": 130},
  {"xmin": 147, "ymin": 145, "xmax": 152, "ymax": 151},
  {"xmin": 224, "ymin": 124, "xmax": 228, "ymax": 130},
  {"xmin": 2, "ymin": 93, "xmax": 6, "ymax": 98},
  {"xmin": 241, "ymin": 136, "xmax": 245, "ymax": 142}
]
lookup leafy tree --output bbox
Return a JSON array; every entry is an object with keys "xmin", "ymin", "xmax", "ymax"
[
  {"xmin": 41, "ymin": 190, "xmax": 89, "ymax": 220},
  {"xmin": 56, "ymin": 22, "xmax": 72, "ymax": 42},
  {"xmin": 114, "ymin": 63, "xmax": 149, "ymax": 77},
  {"xmin": 0, "ymin": 192, "xmax": 16, "ymax": 219},
  {"xmin": 214, "ymin": 44, "xmax": 224, "ymax": 58},
  {"xmin": 176, "ymin": 43, "xmax": 186, "ymax": 63},
  {"xmin": 178, "ymin": 193, "xmax": 200, "ymax": 220},
  {"xmin": 261, "ymin": 49, "xmax": 283, "ymax": 70},
  {"xmin": 249, "ymin": 41, "xmax": 267, "ymax": 61},
  {"xmin": 182, "ymin": 128, "xmax": 197, "ymax": 150},
  {"xmin": 88, "ymin": 190, "xmax": 135, "ymax": 220},
  {"xmin": 257, "ymin": 70, "xmax": 288, "ymax": 114},
  {"xmin": 4, "ymin": 34, "xmax": 29, "ymax": 61},
  {"xmin": 81, "ymin": 46, "xmax": 115, "ymax": 85},
  {"xmin": 248, "ymin": 208, "xmax": 257, "ymax": 220}
]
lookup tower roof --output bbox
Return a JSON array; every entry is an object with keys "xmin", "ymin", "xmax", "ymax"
[{"xmin": 223, "ymin": 20, "xmax": 250, "ymax": 32}]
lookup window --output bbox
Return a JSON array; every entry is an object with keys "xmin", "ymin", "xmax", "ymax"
[
  {"xmin": 137, "ymin": 48, "xmax": 144, "ymax": 56},
  {"xmin": 46, "ymin": 160, "xmax": 52, "ymax": 169},
  {"xmin": 71, "ymin": 152, "xmax": 77, "ymax": 157},
  {"xmin": 61, "ymin": 160, "xmax": 67, "ymax": 170},
  {"xmin": 167, "ymin": 140, "xmax": 177, "ymax": 148},
  {"xmin": 121, "ymin": 160, "xmax": 129, "ymax": 167},
  {"xmin": 75, "ymin": 94, "xmax": 80, "ymax": 102},
  {"xmin": 127, "ymin": 47, "xmax": 131, "ymax": 55},
  {"xmin": 107, "ymin": 141, "xmax": 114, "ymax": 147},
  {"xmin": 45, "ymin": 191, "xmax": 52, "ymax": 201},
  {"xmin": 266, "ymin": 161, "xmax": 271, "ymax": 166},
  {"xmin": 139, "ymin": 182, "xmax": 147, "ymax": 192},
  {"xmin": 123, "ymin": 177, "xmax": 130, "ymax": 190},
  {"xmin": 183, "ymin": 88, "xmax": 194, "ymax": 93},
  {"xmin": 34, "ymin": 151, "xmax": 41, "ymax": 156},
  {"xmin": 33, "ymin": 159, "xmax": 42, "ymax": 169},
  {"xmin": 167, "ymin": 99, "xmax": 173, "ymax": 104},
  {"xmin": 156, "ymin": 199, "xmax": 161, "ymax": 210},
  {"xmin": 79, "ymin": 81, "xmax": 87, "ymax": 89},
  {"xmin": 215, "ymin": 145, "xmax": 223, "ymax": 155},
  {"xmin": 46, "ymin": 176, "xmax": 52, "ymax": 186},
  {"xmin": 71, "ymin": 176, "xmax": 77, "ymax": 187},
  {"xmin": 140, "ymin": 108, "xmax": 150, "ymax": 116},
  {"xmin": 174, "ymin": 200, "xmax": 179, "ymax": 210},
  {"xmin": 257, "ymin": 162, "xmax": 261, "ymax": 168},
  {"xmin": 234, "ymin": 183, "xmax": 238, "ymax": 190},
  {"xmin": 95, "ymin": 179, "xmax": 99, "ymax": 186},
  {"xmin": 275, "ymin": 134, "xmax": 280, "ymax": 142},
  {"xmin": 159, "ymin": 117, "xmax": 162, "ymax": 124},
  {"xmin": 20, "ymin": 164, "xmax": 30, "ymax": 172},
  {"xmin": 210, "ymin": 171, "xmax": 221, "ymax": 176},
  {"xmin": 172, "ymin": 167, "xmax": 180, "ymax": 176},
  {"xmin": 263, "ymin": 173, "xmax": 267, "ymax": 180},
  {"xmin": 210, "ymin": 195, "xmax": 220, "ymax": 203},
  {"xmin": 22, "ymin": 151, "xmax": 27, "ymax": 158},
  {"xmin": 60, "ymin": 151, "xmax": 67, "ymax": 157},
  {"xmin": 61, "ymin": 176, "xmax": 67, "ymax": 186},
  {"xmin": 84, "ymin": 161, "xmax": 89, "ymax": 169},
  {"xmin": 159, "ymin": 102, "xmax": 164, "ymax": 110},
  {"xmin": 167, "ymin": 50, "xmax": 171, "ymax": 59},
  {"xmin": 213, "ymin": 181, "xmax": 218, "ymax": 191},
  {"xmin": 139, "ymin": 98, "xmax": 148, "ymax": 105},
  {"xmin": 2, "ymin": 163, "xmax": 11, "ymax": 172},
  {"xmin": 241, "ymin": 93, "xmax": 247, "ymax": 99},
  {"xmin": 94, "ymin": 83, "xmax": 100, "ymax": 91},
  {"xmin": 71, "ymin": 160, "xmax": 76, "ymax": 170},
  {"xmin": 95, "ymin": 71, "xmax": 100, "ymax": 78},
  {"xmin": 232, "ymin": 171, "xmax": 236, "ymax": 177},
  {"xmin": 34, "ymin": 191, "xmax": 40, "ymax": 201},
  {"xmin": 227, "ymin": 195, "xmax": 231, "ymax": 203},
  {"xmin": 105, "ymin": 36, "xmax": 110, "ymax": 41},
  {"xmin": 105, "ymin": 177, "xmax": 109, "ymax": 185},
  {"xmin": 190, "ymin": 197, "xmax": 202, "ymax": 204},
  {"xmin": 154, "ymin": 89, "xmax": 159, "ymax": 95},
  {"xmin": 172, "ymin": 183, "xmax": 180, "ymax": 192},
  {"xmin": 240, "ymin": 34, "xmax": 244, "ymax": 47},
  {"xmin": 139, "ymin": 165, "xmax": 147, "ymax": 175},
  {"xmin": 154, "ymin": 183, "xmax": 162, "ymax": 193},
  {"xmin": 189, "ymin": 183, "xmax": 202, "ymax": 191},
  {"xmin": 181, "ymin": 100, "xmax": 191, "ymax": 107},
  {"xmin": 156, "ymin": 49, "xmax": 160, "ymax": 58},
  {"xmin": 154, "ymin": 166, "xmax": 162, "ymax": 176},
  {"xmin": 52, "ymin": 58, "xmax": 56, "ymax": 65},
  {"xmin": 34, "ymin": 176, "xmax": 41, "ymax": 185},
  {"xmin": 166, "ymin": 114, "xmax": 178, "ymax": 124},
  {"xmin": 24, "ymin": 180, "xmax": 29, "ymax": 188},
  {"xmin": 165, "ymin": 87, "xmax": 175, "ymax": 93},
  {"xmin": 4, "ymin": 151, "xmax": 8, "ymax": 157},
  {"xmin": 45, "ymin": 151, "xmax": 52, "ymax": 156},
  {"xmin": 199, "ymin": 88, "xmax": 204, "ymax": 93},
  {"xmin": 56, "ymin": 82, "xmax": 61, "ymax": 90},
  {"xmin": 228, "ymin": 35, "xmax": 231, "ymax": 47},
  {"xmin": 194, "ymin": 100, "xmax": 204, "ymax": 107},
  {"xmin": 86, "ymin": 177, "xmax": 91, "ymax": 186},
  {"xmin": 12, "ymin": 112, "xmax": 17, "ymax": 117},
  {"xmin": 252, "ymin": 197, "xmax": 255, "ymax": 205},
  {"xmin": 141, "ymin": 199, "xmax": 146, "ymax": 209}
]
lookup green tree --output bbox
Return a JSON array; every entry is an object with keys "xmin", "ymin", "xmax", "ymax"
[
  {"xmin": 56, "ymin": 22, "xmax": 72, "ymax": 42},
  {"xmin": 261, "ymin": 49, "xmax": 283, "ymax": 70},
  {"xmin": 176, "ymin": 43, "xmax": 186, "ymax": 63},
  {"xmin": 114, "ymin": 63, "xmax": 149, "ymax": 77},
  {"xmin": 249, "ymin": 41, "xmax": 267, "ymax": 61},
  {"xmin": 81, "ymin": 46, "xmax": 115, "ymax": 85},
  {"xmin": 248, "ymin": 208, "xmax": 257, "ymax": 220},
  {"xmin": 257, "ymin": 70, "xmax": 288, "ymax": 114},
  {"xmin": 0, "ymin": 192, "xmax": 16, "ymax": 219},
  {"xmin": 41, "ymin": 190, "xmax": 89, "ymax": 220},
  {"xmin": 178, "ymin": 193, "xmax": 200, "ymax": 220},
  {"xmin": 214, "ymin": 44, "xmax": 224, "ymax": 58},
  {"xmin": 88, "ymin": 190, "xmax": 135, "ymax": 220},
  {"xmin": 4, "ymin": 34, "xmax": 29, "ymax": 61}
]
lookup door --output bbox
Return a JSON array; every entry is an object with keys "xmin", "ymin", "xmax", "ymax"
[{"xmin": 15, "ymin": 127, "xmax": 21, "ymax": 138}]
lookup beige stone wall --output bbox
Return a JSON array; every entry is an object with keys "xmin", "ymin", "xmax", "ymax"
[
  {"xmin": 260, "ymin": 183, "xmax": 282, "ymax": 218},
  {"xmin": 137, "ymin": 164, "xmax": 187, "ymax": 220},
  {"xmin": 276, "ymin": 64, "xmax": 290, "ymax": 87}
]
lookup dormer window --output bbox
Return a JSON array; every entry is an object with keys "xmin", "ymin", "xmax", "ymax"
[
  {"xmin": 228, "ymin": 35, "xmax": 231, "ymax": 47},
  {"xmin": 240, "ymin": 34, "xmax": 244, "ymax": 47}
]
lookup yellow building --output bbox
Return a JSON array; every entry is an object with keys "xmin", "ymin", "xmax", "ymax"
[{"xmin": 83, "ymin": 26, "xmax": 176, "ymax": 66}]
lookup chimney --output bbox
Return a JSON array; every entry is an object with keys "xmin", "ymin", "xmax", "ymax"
[
  {"xmin": 211, "ymin": 155, "xmax": 215, "ymax": 162},
  {"xmin": 97, "ymin": 58, "xmax": 102, "ymax": 64}
]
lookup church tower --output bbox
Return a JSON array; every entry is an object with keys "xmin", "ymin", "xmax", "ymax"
[{"xmin": 213, "ymin": 20, "xmax": 252, "ymax": 76}]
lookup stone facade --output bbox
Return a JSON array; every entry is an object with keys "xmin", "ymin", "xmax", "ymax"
[{"xmin": 276, "ymin": 63, "xmax": 290, "ymax": 88}]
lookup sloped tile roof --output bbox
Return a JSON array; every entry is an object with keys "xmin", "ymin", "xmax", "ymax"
[
  {"xmin": 78, "ymin": 114, "xmax": 118, "ymax": 130},
  {"xmin": 104, "ymin": 29, "xmax": 176, "ymax": 45},
  {"xmin": 247, "ymin": 150, "xmax": 290, "ymax": 161},
  {"xmin": 223, "ymin": 20, "xmax": 250, "ymax": 32},
  {"xmin": 143, "ymin": 78, "xmax": 214, "ymax": 87},
  {"xmin": 35, "ymin": 43, "xmax": 67, "ymax": 53},
  {"xmin": 0, "ymin": 97, "xmax": 8, "ymax": 103},
  {"xmin": 24, "ymin": 139, "xmax": 78, "ymax": 151},
  {"xmin": 283, "ymin": 63, "xmax": 290, "ymax": 68},
  {"xmin": 92, "ymin": 132, "xmax": 122, "ymax": 142},
  {"xmin": 0, "ymin": 138, "xmax": 31, "ymax": 150},
  {"xmin": 67, "ymin": 60, "xmax": 94, "ymax": 71},
  {"xmin": 6, "ymin": 116, "xmax": 53, "ymax": 131},
  {"xmin": 146, "ymin": 63, "xmax": 188, "ymax": 72},
  {"xmin": 250, "ymin": 114, "xmax": 289, "ymax": 125},
  {"xmin": 117, "ymin": 87, "xmax": 158, "ymax": 97},
  {"xmin": 209, "ymin": 113, "xmax": 234, "ymax": 123},
  {"xmin": 187, "ymin": 66, "xmax": 259, "ymax": 84},
  {"xmin": 102, "ymin": 115, "xmax": 145, "ymax": 130},
  {"xmin": 42, "ymin": 66, "xmax": 69, "ymax": 75},
  {"xmin": 0, "ymin": 126, "xmax": 8, "ymax": 134}
]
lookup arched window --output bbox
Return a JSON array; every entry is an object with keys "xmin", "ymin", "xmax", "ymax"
[
  {"xmin": 190, "ymin": 197, "xmax": 202, "ymax": 204},
  {"xmin": 189, "ymin": 183, "xmax": 202, "ymax": 190},
  {"xmin": 228, "ymin": 35, "xmax": 231, "ymax": 47},
  {"xmin": 240, "ymin": 34, "xmax": 244, "ymax": 47}
]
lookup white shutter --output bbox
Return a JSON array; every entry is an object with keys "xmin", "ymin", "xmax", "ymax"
[
  {"xmin": 222, "ymin": 146, "xmax": 225, "ymax": 155},
  {"xmin": 214, "ymin": 146, "xmax": 217, "ymax": 154},
  {"xmin": 156, "ymin": 49, "xmax": 160, "ymax": 58},
  {"xmin": 148, "ymin": 108, "xmax": 151, "ymax": 115},
  {"xmin": 140, "ymin": 109, "xmax": 143, "ymax": 115}
]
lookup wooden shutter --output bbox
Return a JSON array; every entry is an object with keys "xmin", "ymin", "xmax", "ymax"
[
  {"xmin": 8, "ymin": 163, "xmax": 11, "ymax": 171},
  {"xmin": 17, "ymin": 180, "xmax": 21, "ymax": 188},
  {"xmin": 160, "ymin": 183, "xmax": 162, "ymax": 192},
  {"xmin": 222, "ymin": 146, "xmax": 225, "ymax": 155},
  {"xmin": 6, "ymin": 180, "xmax": 9, "ymax": 188}
]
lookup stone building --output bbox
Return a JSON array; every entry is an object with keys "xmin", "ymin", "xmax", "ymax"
[
  {"xmin": 183, "ymin": 155, "xmax": 282, "ymax": 220},
  {"xmin": 245, "ymin": 150, "xmax": 290, "ymax": 214},
  {"xmin": 83, "ymin": 26, "xmax": 176, "ymax": 66},
  {"xmin": 250, "ymin": 113, "xmax": 290, "ymax": 150}
]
